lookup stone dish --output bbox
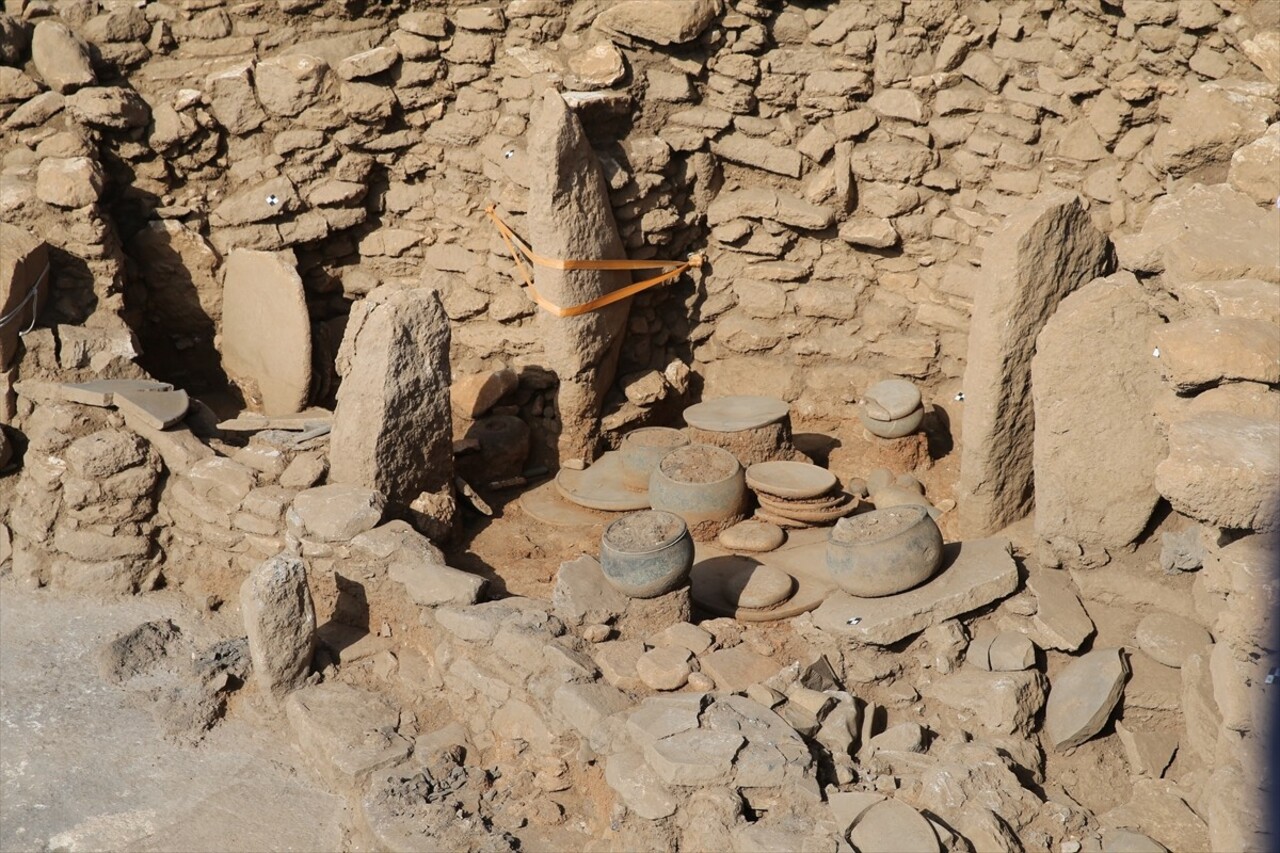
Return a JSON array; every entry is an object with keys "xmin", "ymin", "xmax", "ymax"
[
  {"xmin": 600, "ymin": 510, "xmax": 694, "ymax": 598},
  {"xmin": 555, "ymin": 452, "xmax": 650, "ymax": 512},
  {"xmin": 746, "ymin": 460, "xmax": 838, "ymax": 499},
  {"xmin": 683, "ymin": 395, "xmax": 789, "ymax": 433},
  {"xmin": 825, "ymin": 505, "xmax": 943, "ymax": 598}
]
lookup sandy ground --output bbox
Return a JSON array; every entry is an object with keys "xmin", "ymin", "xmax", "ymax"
[{"xmin": 0, "ymin": 575, "xmax": 347, "ymax": 853}]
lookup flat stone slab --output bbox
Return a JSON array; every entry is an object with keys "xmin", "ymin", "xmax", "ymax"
[
  {"xmin": 683, "ymin": 395, "xmax": 789, "ymax": 432},
  {"xmin": 113, "ymin": 388, "xmax": 190, "ymax": 430},
  {"xmin": 746, "ymin": 460, "xmax": 837, "ymax": 499},
  {"xmin": 217, "ymin": 407, "xmax": 333, "ymax": 432},
  {"xmin": 520, "ymin": 480, "xmax": 616, "ymax": 528},
  {"xmin": 285, "ymin": 682, "xmax": 412, "ymax": 787},
  {"xmin": 222, "ymin": 249, "xmax": 311, "ymax": 416},
  {"xmin": 58, "ymin": 379, "xmax": 173, "ymax": 407},
  {"xmin": 555, "ymin": 451, "xmax": 650, "ymax": 511},
  {"xmin": 1044, "ymin": 647, "xmax": 1129, "ymax": 750},
  {"xmin": 812, "ymin": 538, "xmax": 1019, "ymax": 645},
  {"xmin": 699, "ymin": 645, "xmax": 783, "ymax": 692}
]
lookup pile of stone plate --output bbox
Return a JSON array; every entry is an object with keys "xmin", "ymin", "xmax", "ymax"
[{"xmin": 746, "ymin": 461, "xmax": 857, "ymax": 528}]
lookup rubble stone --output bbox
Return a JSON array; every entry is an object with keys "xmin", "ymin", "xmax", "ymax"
[{"xmin": 31, "ymin": 21, "xmax": 95, "ymax": 94}]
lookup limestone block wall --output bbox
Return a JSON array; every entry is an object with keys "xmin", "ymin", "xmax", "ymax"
[{"xmin": 1, "ymin": 0, "xmax": 1276, "ymax": 434}]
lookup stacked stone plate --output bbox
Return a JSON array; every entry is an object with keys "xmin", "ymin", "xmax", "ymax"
[{"xmin": 745, "ymin": 461, "xmax": 857, "ymax": 528}]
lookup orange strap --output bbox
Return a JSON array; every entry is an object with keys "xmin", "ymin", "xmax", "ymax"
[{"xmin": 485, "ymin": 205, "xmax": 703, "ymax": 318}]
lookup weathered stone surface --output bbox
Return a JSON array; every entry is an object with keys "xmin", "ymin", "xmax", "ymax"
[
  {"xmin": 1044, "ymin": 647, "xmax": 1128, "ymax": 750},
  {"xmin": 330, "ymin": 287, "xmax": 452, "ymax": 512},
  {"xmin": 450, "ymin": 368, "xmax": 518, "ymax": 418},
  {"xmin": 1151, "ymin": 317, "xmax": 1280, "ymax": 391},
  {"xmin": 813, "ymin": 539, "xmax": 1019, "ymax": 645},
  {"xmin": 959, "ymin": 193, "xmax": 1111, "ymax": 536},
  {"xmin": 1024, "ymin": 565, "xmax": 1095, "ymax": 652},
  {"xmin": 289, "ymin": 484, "xmax": 385, "ymax": 542},
  {"xmin": 254, "ymin": 53, "xmax": 329, "ymax": 117},
  {"xmin": 206, "ymin": 61, "xmax": 267, "ymax": 135},
  {"xmin": 35, "ymin": 157, "xmax": 103, "ymax": 208},
  {"xmin": 1155, "ymin": 411, "xmax": 1280, "ymax": 532},
  {"xmin": 923, "ymin": 669, "xmax": 1047, "ymax": 735},
  {"xmin": 1152, "ymin": 80, "xmax": 1278, "ymax": 176},
  {"xmin": 849, "ymin": 799, "xmax": 941, "ymax": 853},
  {"xmin": 241, "ymin": 554, "xmax": 316, "ymax": 703},
  {"xmin": 1101, "ymin": 779, "xmax": 1210, "ymax": 853},
  {"xmin": 526, "ymin": 91, "xmax": 630, "ymax": 463},
  {"xmin": 644, "ymin": 729, "xmax": 744, "ymax": 786},
  {"xmin": 1117, "ymin": 183, "xmax": 1280, "ymax": 283},
  {"xmin": 636, "ymin": 645, "xmax": 693, "ymax": 691},
  {"xmin": 552, "ymin": 554, "xmax": 628, "ymax": 626},
  {"xmin": 222, "ymin": 250, "xmax": 311, "ymax": 416},
  {"xmin": 1115, "ymin": 722, "xmax": 1178, "ymax": 779},
  {"xmin": 707, "ymin": 187, "xmax": 836, "ymax": 231},
  {"xmin": 594, "ymin": 0, "xmax": 720, "ymax": 46},
  {"xmin": 285, "ymin": 682, "xmax": 411, "ymax": 785},
  {"xmin": 1135, "ymin": 612, "xmax": 1212, "ymax": 669},
  {"xmin": 605, "ymin": 750, "xmax": 677, "ymax": 819},
  {"xmin": 1167, "ymin": 278, "xmax": 1280, "ymax": 325},
  {"xmin": 712, "ymin": 134, "xmax": 802, "ymax": 178},
  {"xmin": 699, "ymin": 645, "xmax": 781, "ymax": 691},
  {"xmin": 388, "ymin": 559, "xmax": 485, "ymax": 607},
  {"xmin": 551, "ymin": 681, "xmax": 630, "ymax": 739},
  {"xmin": 1229, "ymin": 122, "xmax": 1280, "ymax": 205},
  {"xmin": 65, "ymin": 86, "xmax": 150, "ymax": 129},
  {"xmin": 31, "ymin": 21, "xmax": 95, "ymax": 94},
  {"xmin": 1033, "ymin": 274, "xmax": 1166, "ymax": 563},
  {"xmin": 839, "ymin": 217, "xmax": 898, "ymax": 248},
  {"xmin": 0, "ymin": 224, "xmax": 48, "ymax": 369}
]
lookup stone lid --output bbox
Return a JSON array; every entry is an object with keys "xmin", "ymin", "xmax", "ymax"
[
  {"xmin": 683, "ymin": 395, "xmax": 789, "ymax": 432},
  {"xmin": 746, "ymin": 461, "xmax": 837, "ymax": 500},
  {"xmin": 556, "ymin": 452, "xmax": 650, "ymax": 512},
  {"xmin": 723, "ymin": 562, "xmax": 795, "ymax": 610},
  {"xmin": 862, "ymin": 379, "xmax": 922, "ymax": 421}
]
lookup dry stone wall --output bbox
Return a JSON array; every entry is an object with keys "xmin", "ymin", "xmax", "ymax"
[{"xmin": 2, "ymin": 0, "xmax": 1277, "ymax": 441}]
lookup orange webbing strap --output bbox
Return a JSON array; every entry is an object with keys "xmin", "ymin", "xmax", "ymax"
[{"xmin": 485, "ymin": 205, "xmax": 703, "ymax": 318}]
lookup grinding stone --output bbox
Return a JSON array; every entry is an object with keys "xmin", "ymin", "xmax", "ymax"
[
  {"xmin": 683, "ymin": 395, "xmax": 789, "ymax": 432},
  {"xmin": 690, "ymin": 528, "xmax": 835, "ymax": 622},
  {"xmin": 746, "ymin": 460, "xmax": 838, "ymax": 499},
  {"xmin": 555, "ymin": 452, "xmax": 651, "ymax": 512},
  {"xmin": 717, "ymin": 520, "xmax": 786, "ymax": 553},
  {"xmin": 862, "ymin": 379, "xmax": 922, "ymax": 421}
]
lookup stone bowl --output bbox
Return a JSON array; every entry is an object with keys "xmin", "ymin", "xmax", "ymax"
[
  {"xmin": 825, "ymin": 505, "xmax": 943, "ymax": 598},
  {"xmin": 648, "ymin": 444, "xmax": 748, "ymax": 540},
  {"xmin": 600, "ymin": 510, "xmax": 694, "ymax": 598},
  {"xmin": 859, "ymin": 379, "xmax": 924, "ymax": 439},
  {"xmin": 618, "ymin": 426, "xmax": 690, "ymax": 489}
]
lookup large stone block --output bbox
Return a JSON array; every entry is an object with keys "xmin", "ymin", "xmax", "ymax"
[
  {"xmin": 329, "ymin": 287, "xmax": 452, "ymax": 512},
  {"xmin": 221, "ymin": 249, "xmax": 311, "ymax": 416},
  {"xmin": 958, "ymin": 193, "xmax": 1112, "ymax": 536},
  {"xmin": 1, "ymin": 224, "xmax": 49, "ymax": 371},
  {"xmin": 1033, "ymin": 274, "xmax": 1166, "ymax": 566}
]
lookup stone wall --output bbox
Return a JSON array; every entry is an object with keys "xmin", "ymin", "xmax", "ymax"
[{"xmin": 2, "ymin": 0, "xmax": 1276, "ymax": 439}]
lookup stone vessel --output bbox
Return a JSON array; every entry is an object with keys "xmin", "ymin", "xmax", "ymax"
[
  {"xmin": 600, "ymin": 510, "xmax": 694, "ymax": 598},
  {"xmin": 648, "ymin": 444, "xmax": 748, "ymax": 540},
  {"xmin": 826, "ymin": 505, "xmax": 944, "ymax": 597}
]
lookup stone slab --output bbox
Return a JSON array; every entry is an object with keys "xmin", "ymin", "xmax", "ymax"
[
  {"xmin": 221, "ymin": 249, "xmax": 311, "ymax": 416},
  {"xmin": 58, "ymin": 379, "xmax": 173, "ymax": 407},
  {"xmin": 812, "ymin": 538, "xmax": 1019, "ymax": 645},
  {"xmin": 746, "ymin": 461, "xmax": 837, "ymax": 499},
  {"xmin": 113, "ymin": 388, "xmax": 190, "ymax": 430},
  {"xmin": 555, "ymin": 451, "xmax": 650, "ymax": 511},
  {"xmin": 519, "ymin": 479, "xmax": 617, "ymax": 529},
  {"xmin": 684, "ymin": 395, "xmax": 789, "ymax": 432}
]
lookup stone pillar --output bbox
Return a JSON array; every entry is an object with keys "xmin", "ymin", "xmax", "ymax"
[
  {"xmin": 329, "ymin": 286, "xmax": 453, "ymax": 532},
  {"xmin": 956, "ymin": 193, "xmax": 1111, "ymax": 536},
  {"xmin": 526, "ymin": 90, "xmax": 631, "ymax": 465}
]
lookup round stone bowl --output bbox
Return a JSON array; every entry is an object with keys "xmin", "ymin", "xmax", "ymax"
[
  {"xmin": 618, "ymin": 427, "xmax": 690, "ymax": 488},
  {"xmin": 859, "ymin": 379, "xmax": 924, "ymax": 439},
  {"xmin": 649, "ymin": 444, "xmax": 748, "ymax": 539},
  {"xmin": 600, "ymin": 510, "xmax": 695, "ymax": 598},
  {"xmin": 825, "ymin": 505, "xmax": 944, "ymax": 598}
]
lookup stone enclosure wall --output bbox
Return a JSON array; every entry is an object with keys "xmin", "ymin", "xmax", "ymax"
[{"xmin": 2, "ymin": 0, "xmax": 1277, "ymax": 439}]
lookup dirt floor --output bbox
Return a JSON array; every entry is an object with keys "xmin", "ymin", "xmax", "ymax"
[{"xmin": 0, "ymin": 576, "xmax": 348, "ymax": 853}]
